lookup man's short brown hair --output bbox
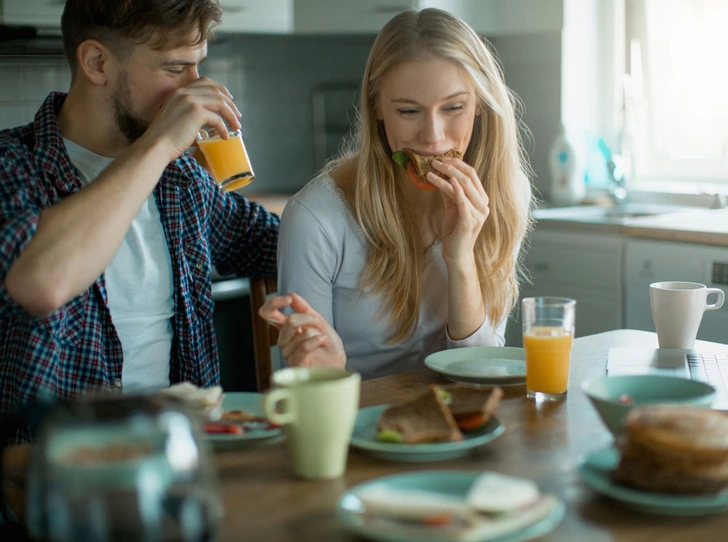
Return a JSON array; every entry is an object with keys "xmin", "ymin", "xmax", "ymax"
[{"xmin": 61, "ymin": 0, "xmax": 223, "ymax": 74}]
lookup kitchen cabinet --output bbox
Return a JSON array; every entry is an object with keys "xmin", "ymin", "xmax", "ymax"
[
  {"xmin": 505, "ymin": 229, "xmax": 624, "ymax": 347},
  {"xmin": 624, "ymin": 238, "xmax": 728, "ymax": 343},
  {"xmin": 2, "ymin": 0, "xmax": 63, "ymax": 30},
  {"xmin": 217, "ymin": 0, "xmax": 293, "ymax": 34},
  {"xmin": 294, "ymin": 0, "xmax": 563, "ymax": 36},
  {"xmin": 0, "ymin": 0, "xmax": 294, "ymax": 35}
]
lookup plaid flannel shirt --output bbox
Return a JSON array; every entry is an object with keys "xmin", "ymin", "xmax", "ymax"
[{"xmin": 0, "ymin": 92, "xmax": 278, "ymax": 420}]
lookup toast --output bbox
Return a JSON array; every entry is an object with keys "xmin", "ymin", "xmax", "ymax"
[
  {"xmin": 613, "ymin": 405, "xmax": 728, "ymax": 494},
  {"xmin": 377, "ymin": 386, "xmax": 463, "ymax": 444},
  {"xmin": 440, "ymin": 384, "xmax": 503, "ymax": 431},
  {"xmin": 402, "ymin": 148, "xmax": 463, "ymax": 181}
]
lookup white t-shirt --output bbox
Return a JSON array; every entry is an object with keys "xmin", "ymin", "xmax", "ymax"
[
  {"xmin": 277, "ymin": 173, "xmax": 506, "ymax": 380},
  {"xmin": 64, "ymin": 139, "xmax": 174, "ymax": 391}
]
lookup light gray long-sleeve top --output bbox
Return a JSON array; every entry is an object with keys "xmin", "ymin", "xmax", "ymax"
[{"xmin": 277, "ymin": 173, "xmax": 506, "ymax": 380}]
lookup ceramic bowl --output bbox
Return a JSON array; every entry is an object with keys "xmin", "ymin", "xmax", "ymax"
[{"xmin": 581, "ymin": 374, "xmax": 716, "ymax": 436}]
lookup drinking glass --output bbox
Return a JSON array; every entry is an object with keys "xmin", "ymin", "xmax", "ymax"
[
  {"xmin": 522, "ymin": 297, "xmax": 576, "ymax": 402},
  {"xmin": 25, "ymin": 394, "xmax": 223, "ymax": 542},
  {"xmin": 196, "ymin": 122, "xmax": 255, "ymax": 192}
]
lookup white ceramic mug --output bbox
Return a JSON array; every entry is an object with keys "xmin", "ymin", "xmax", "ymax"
[
  {"xmin": 650, "ymin": 281, "xmax": 725, "ymax": 349},
  {"xmin": 263, "ymin": 367, "xmax": 360, "ymax": 480}
]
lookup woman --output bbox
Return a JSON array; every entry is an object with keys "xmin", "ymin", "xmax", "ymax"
[{"xmin": 261, "ymin": 8, "xmax": 534, "ymax": 379}]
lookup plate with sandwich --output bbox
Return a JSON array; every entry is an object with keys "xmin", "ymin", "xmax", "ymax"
[
  {"xmin": 159, "ymin": 385, "xmax": 282, "ymax": 448},
  {"xmin": 337, "ymin": 470, "xmax": 565, "ymax": 542},
  {"xmin": 425, "ymin": 347, "xmax": 526, "ymax": 386},
  {"xmin": 350, "ymin": 384, "xmax": 504, "ymax": 462},
  {"xmin": 579, "ymin": 405, "xmax": 728, "ymax": 515}
]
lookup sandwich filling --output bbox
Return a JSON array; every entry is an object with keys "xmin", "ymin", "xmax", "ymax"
[{"xmin": 392, "ymin": 148, "xmax": 463, "ymax": 191}]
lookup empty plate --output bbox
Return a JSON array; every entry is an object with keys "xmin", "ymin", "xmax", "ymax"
[{"xmin": 425, "ymin": 347, "xmax": 526, "ymax": 385}]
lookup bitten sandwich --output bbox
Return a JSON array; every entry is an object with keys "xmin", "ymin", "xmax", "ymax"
[
  {"xmin": 376, "ymin": 384, "xmax": 503, "ymax": 444},
  {"xmin": 392, "ymin": 148, "xmax": 463, "ymax": 191}
]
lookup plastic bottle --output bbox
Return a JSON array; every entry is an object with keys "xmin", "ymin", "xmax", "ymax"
[{"xmin": 548, "ymin": 126, "xmax": 586, "ymax": 206}]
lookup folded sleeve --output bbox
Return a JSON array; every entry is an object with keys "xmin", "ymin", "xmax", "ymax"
[{"xmin": 446, "ymin": 315, "xmax": 507, "ymax": 349}]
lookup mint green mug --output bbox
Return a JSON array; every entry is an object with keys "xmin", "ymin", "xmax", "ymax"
[{"xmin": 264, "ymin": 367, "xmax": 360, "ymax": 480}]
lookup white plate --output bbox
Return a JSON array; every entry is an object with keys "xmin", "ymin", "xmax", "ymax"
[
  {"xmin": 425, "ymin": 347, "xmax": 526, "ymax": 386},
  {"xmin": 205, "ymin": 392, "xmax": 283, "ymax": 449},
  {"xmin": 579, "ymin": 446, "xmax": 728, "ymax": 515},
  {"xmin": 350, "ymin": 405, "xmax": 503, "ymax": 462},
  {"xmin": 337, "ymin": 471, "xmax": 565, "ymax": 542}
]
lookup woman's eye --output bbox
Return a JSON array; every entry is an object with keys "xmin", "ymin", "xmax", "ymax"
[
  {"xmin": 397, "ymin": 108, "xmax": 419, "ymax": 116},
  {"xmin": 445, "ymin": 105, "xmax": 465, "ymax": 113}
]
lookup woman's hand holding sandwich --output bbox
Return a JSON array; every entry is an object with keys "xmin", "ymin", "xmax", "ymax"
[
  {"xmin": 426, "ymin": 157, "xmax": 489, "ymax": 342},
  {"xmin": 259, "ymin": 293, "xmax": 346, "ymax": 369}
]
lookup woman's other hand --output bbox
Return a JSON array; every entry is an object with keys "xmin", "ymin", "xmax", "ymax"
[{"xmin": 258, "ymin": 293, "xmax": 346, "ymax": 369}]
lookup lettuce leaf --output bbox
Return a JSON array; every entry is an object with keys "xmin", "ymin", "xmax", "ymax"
[{"xmin": 392, "ymin": 150, "xmax": 410, "ymax": 170}]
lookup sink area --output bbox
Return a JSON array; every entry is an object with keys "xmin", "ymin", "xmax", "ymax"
[{"xmin": 534, "ymin": 203, "xmax": 708, "ymax": 224}]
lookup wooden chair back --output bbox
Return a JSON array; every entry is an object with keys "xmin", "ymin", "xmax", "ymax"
[{"xmin": 249, "ymin": 277, "xmax": 279, "ymax": 391}]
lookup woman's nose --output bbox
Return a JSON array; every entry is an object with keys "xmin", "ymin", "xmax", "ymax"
[{"xmin": 421, "ymin": 112, "xmax": 445, "ymax": 144}]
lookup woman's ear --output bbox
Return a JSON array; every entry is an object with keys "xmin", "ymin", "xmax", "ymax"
[{"xmin": 76, "ymin": 40, "xmax": 111, "ymax": 87}]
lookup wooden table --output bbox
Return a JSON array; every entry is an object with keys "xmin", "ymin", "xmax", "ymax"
[{"xmin": 215, "ymin": 329, "xmax": 728, "ymax": 541}]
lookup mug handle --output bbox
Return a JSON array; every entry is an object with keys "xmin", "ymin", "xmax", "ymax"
[
  {"xmin": 263, "ymin": 389, "xmax": 296, "ymax": 426},
  {"xmin": 705, "ymin": 288, "xmax": 725, "ymax": 311}
]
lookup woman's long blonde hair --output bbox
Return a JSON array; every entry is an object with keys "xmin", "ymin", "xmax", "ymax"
[{"xmin": 334, "ymin": 8, "xmax": 534, "ymax": 342}]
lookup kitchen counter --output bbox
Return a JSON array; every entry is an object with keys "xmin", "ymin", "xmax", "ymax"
[
  {"xmin": 241, "ymin": 193, "xmax": 291, "ymax": 217},
  {"xmin": 535, "ymin": 206, "xmax": 728, "ymax": 247}
]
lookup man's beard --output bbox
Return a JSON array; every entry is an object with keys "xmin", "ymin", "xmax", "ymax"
[{"xmin": 112, "ymin": 73, "xmax": 149, "ymax": 144}]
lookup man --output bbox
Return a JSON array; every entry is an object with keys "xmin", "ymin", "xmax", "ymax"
[{"xmin": 0, "ymin": 0, "xmax": 278, "ymax": 426}]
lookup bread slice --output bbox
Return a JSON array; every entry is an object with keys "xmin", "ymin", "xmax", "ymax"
[
  {"xmin": 441, "ymin": 384, "xmax": 503, "ymax": 426},
  {"xmin": 402, "ymin": 148, "xmax": 463, "ymax": 181},
  {"xmin": 613, "ymin": 405, "xmax": 728, "ymax": 494},
  {"xmin": 377, "ymin": 386, "xmax": 463, "ymax": 444}
]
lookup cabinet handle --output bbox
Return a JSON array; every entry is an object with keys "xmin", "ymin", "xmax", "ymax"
[{"xmin": 532, "ymin": 263, "xmax": 550, "ymax": 273}]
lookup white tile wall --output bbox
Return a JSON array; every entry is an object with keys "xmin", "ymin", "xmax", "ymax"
[{"xmin": 0, "ymin": 32, "xmax": 561, "ymax": 196}]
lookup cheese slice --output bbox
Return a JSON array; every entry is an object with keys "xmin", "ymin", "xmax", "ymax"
[{"xmin": 466, "ymin": 472, "xmax": 540, "ymax": 513}]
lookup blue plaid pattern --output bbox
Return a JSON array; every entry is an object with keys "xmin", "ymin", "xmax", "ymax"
[{"xmin": 0, "ymin": 93, "xmax": 278, "ymax": 422}]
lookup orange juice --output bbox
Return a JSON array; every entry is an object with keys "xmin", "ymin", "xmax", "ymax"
[
  {"xmin": 196, "ymin": 132, "xmax": 254, "ymax": 191},
  {"xmin": 523, "ymin": 326, "xmax": 573, "ymax": 395}
]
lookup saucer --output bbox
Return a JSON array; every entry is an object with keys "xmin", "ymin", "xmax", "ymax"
[
  {"xmin": 578, "ymin": 446, "xmax": 728, "ymax": 515},
  {"xmin": 349, "ymin": 404, "xmax": 503, "ymax": 462}
]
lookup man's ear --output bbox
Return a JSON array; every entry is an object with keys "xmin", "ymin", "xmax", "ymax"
[{"xmin": 76, "ymin": 40, "xmax": 112, "ymax": 86}]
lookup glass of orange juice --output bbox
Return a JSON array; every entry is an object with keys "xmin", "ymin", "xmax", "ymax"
[
  {"xmin": 196, "ymin": 122, "xmax": 255, "ymax": 192},
  {"xmin": 522, "ymin": 297, "xmax": 576, "ymax": 402}
]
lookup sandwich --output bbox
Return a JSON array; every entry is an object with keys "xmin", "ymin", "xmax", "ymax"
[
  {"xmin": 377, "ymin": 385, "xmax": 462, "ymax": 444},
  {"xmin": 392, "ymin": 148, "xmax": 463, "ymax": 191},
  {"xmin": 612, "ymin": 404, "xmax": 728, "ymax": 494},
  {"xmin": 159, "ymin": 382, "xmax": 224, "ymax": 421},
  {"xmin": 441, "ymin": 383, "xmax": 504, "ymax": 432},
  {"xmin": 376, "ymin": 384, "xmax": 502, "ymax": 444},
  {"xmin": 356, "ymin": 471, "xmax": 559, "ymax": 540}
]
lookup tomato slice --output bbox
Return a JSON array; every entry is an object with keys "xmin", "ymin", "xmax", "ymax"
[
  {"xmin": 204, "ymin": 422, "xmax": 245, "ymax": 435},
  {"xmin": 405, "ymin": 161, "xmax": 437, "ymax": 191},
  {"xmin": 454, "ymin": 413, "xmax": 485, "ymax": 432},
  {"xmin": 421, "ymin": 513, "xmax": 454, "ymax": 526}
]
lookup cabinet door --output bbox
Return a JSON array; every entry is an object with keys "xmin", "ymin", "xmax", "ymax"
[
  {"xmin": 217, "ymin": 0, "xmax": 293, "ymax": 33},
  {"xmin": 295, "ymin": 0, "xmax": 415, "ymax": 34},
  {"xmin": 2, "ymin": 0, "xmax": 63, "ymax": 29},
  {"xmin": 454, "ymin": 0, "xmax": 563, "ymax": 36},
  {"xmin": 505, "ymin": 282, "xmax": 622, "ymax": 347}
]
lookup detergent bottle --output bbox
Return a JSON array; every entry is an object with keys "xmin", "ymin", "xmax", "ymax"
[{"xmin": 548, "ymin": 125, "xmax": 586, "ymax": 206}]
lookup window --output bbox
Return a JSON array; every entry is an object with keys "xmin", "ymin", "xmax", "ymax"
[{"xmin": 626, "ymin": 0, "xmax": 728, "ymax": 185}]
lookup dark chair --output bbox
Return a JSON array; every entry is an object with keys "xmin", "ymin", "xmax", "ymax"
[{"xmin": 248, "ymin": 277, "xmax": 279, "ymax": 391}]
